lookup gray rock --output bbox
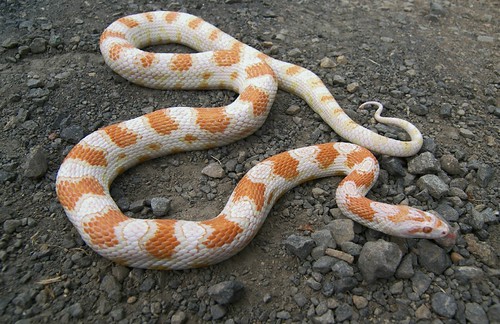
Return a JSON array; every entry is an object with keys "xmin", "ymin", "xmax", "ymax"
[
  {"xmin": 27, "ymin": 78, "xmax": 44, "ymax": 88},
  {"xmin": 389, "ymin": 281, "xmax": 404, "ymax": 295},
  {"xmin": 276, "ymin": 310, "xmax": 291, "ymax": 319},
  {"xmin": 313, "ymin": 309, "xmax": 335, "ymax": 324},
  {"xmin": 439, "ymin": 103, "xmax": 452, "ymax": 117},
  {"xmin": 61, "ymin": 125, "xmax": 84, "ymax": 144},
  {"xmin": 465, "ymin": 303, "xmax": 488, "ymax": 324},
  {"xmin": 23, "ymin": 146, "xmax": 48, "ymax": 178},
  {"xmin": 327, "ymin": 219, "xmax": 354, "ymax": 244},
  {"xmin": 293, "ymin": 293, "xmax": 308, "ymax": 307},
  {"xmin": 459, "ymin": 128, "xmax": 475, "ymax": 139},
  {"xmin": 110, "ymin": 307, "xmax": 125, "ymax": 321},
  {"xmin": 440, "ymin": 154, "xmax": 464, "ymax": 175},
  {"xmin": 285, "ymin": 105, "xmax": 301, "ymax": 115},
  {"xmin": 380, "ymin": 157, "xmax": 406, "ymax": 177},
  {"xmin": 312, "ymin": 256, "xmax": 335, "ymax": 274},
  {"xmin": 150, "ymin": 197, "xmax": 171, "ymax": 216},
  {"xmin": 202, "ymin": 163, "xmax": 225, "ymax": 178},
  {"xmin": 171, "ymin": 311, "xmax": 187, "ymax": 324},
  {"xmin": 417, "ymin": 174, "xmax": 449, "ymax": 199},
  {"xmin": 431, "ymin": 292, "xmax": 457, "ymax": 318},
  {"xmin": 129, "ymin": 199, "xmax": 145, "ymax": 213},
  {"xmin": 358, "ymin": 240, "xmax": 402, "ymax": 282},
  {"xmin": 4, "ymin": 219, "xmax": 22, "ymax": 234},
  {"xmin": 454, "ymin": 266, "xmax": 484, "ymax": 284},
  {"xmin": 100, "ymin": 274, "xmax": 122, "ymax": 301},
  {"xmin": 331, "ymin": 260, "xmax": 354, "ymax": 278},
  {"xmin": 332, "ymin": 75, "xmax": 346, "ymax": 85},
  {"xmin": 140, "ymin": 277, "xmax": 155, "ymax": 292},
  {"xmin": 395, "ymin": 254, "xmax": 414, "ymax": 279},
  {"xmin": 284, "ymin": 234, "xmax": 315, "ymax": 260},
  {"xmin": 487, "ymin": 304, "xmax": 500, "ymax": 324},
  {"xmin": 30, "ymin": 37, "xmax": 47, "ymax": 54},
  {"xmin": 435, "ymin": 203, "xmax": 459, "ymax": 222},
  {"xmin": 339, "ymin": 241, "xmax": 362, "ymax": 256},
  {"xmin": 210, "ymin": 304, "xmax": 226, "ymax": 320},
  {"xmin": 481, "ymin": 207, "xmax": 498, "ymax": 223},
  {"xmin": 410, "ymin": 104, "xmax": 429, "ymax": 116},
  {"xmin": 2, "ymin": 37, "xmax": 18, "ymax": 48},
  {"xmin": 346, "ymin": 82, "xmax": 359, "ymax": 93},
  {"xmin": 334, "ymin": 277, "xmax": 358, "ymax": 293},
  {"xmin": 208, "ymin": 280, "xmax": 244, "ymax": 305},
  {"xmin": 430, "ymin": 1, "xmax": 447, "ymax": 16},
  {"xmin": 468, "ymin": 209, "xmax": 485, "ymax": 230},
  {"xmin": 412, "ymin": 270, "xmax": 432, "ymax": 296},
  {"xmin": 417, "ymin": 240, "xmax": 451, "ymax": 274},
  {"xmin": 335, "ymin": 303, "xmax": 353, "ymax": 322},
  {"xmin": 477, "ymin": 163, "xmax": 494, "ymax": 187},
  {"xmin": 306, "ymin": 277, "xmax": 322, "ymax": 290},
  {"xmin": 0, "ymin": 170, "xmax": 16, "ymax": 183},
  {"xmin": 67, "ymin": 303, "xmax": 83, "ymax": 318},
  {"xmin": 408, "ymin": 152, "xmax": 440, "ymax": 174},
  {"xmin": 311, "ymin": 229, "xmax": 335, "ymax": 248}
]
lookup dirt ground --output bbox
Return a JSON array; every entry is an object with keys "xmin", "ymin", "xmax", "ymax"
[{"xmin": 0, "ymin": 0, "xmax": 498, "ymax": 323}]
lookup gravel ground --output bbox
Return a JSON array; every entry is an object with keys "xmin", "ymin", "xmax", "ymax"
[{"xmin": 1, "ymin": 0, "xmax": 499, "ymax": 323}]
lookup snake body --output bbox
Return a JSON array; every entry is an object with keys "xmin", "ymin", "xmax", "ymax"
[{"xmin": 56, "ymin": 11, "xmax": 450, "ymax": 269}]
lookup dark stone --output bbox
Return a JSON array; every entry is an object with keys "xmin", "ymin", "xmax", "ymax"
[
  {"xmin": 358, "ymin": 240, "xmax": 402, "ymax": 282},
  {"xmin": 431, "ymin": 292, "xmax": 457, "ymax": 318},
  {"xmin": 283, "ymin": 234, "xmax": 315, "ymax": 260},
  {"xmin": 208, "ymin": 281, "xmax": 244, "ymax": 305},
  {"xmin": 417, "ymin": 240, "xmax": 451, "ymax": 274}
]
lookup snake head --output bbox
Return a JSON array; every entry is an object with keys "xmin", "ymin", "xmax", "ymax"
[{"xmin": 402, "ymin": 209, "xmax": 452, "ymax": 239}]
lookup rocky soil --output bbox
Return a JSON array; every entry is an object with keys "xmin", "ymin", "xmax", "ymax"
[{"xmin": 0, "ymin": 0, "xmax": 499, "ymax": 323}]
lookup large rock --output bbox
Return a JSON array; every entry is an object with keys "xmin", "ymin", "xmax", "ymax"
[{"xmin": 358, "ymin": 240, "xmax": 402, "ymax": 282}]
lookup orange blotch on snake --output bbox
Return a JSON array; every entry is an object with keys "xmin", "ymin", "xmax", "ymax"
[
  {"xmin": 102, "ymin": 124, "xmax": 139, "ymax": 148},
  {"xmin": 245, "ymin": 62, "xmax": 275, "ymax": 79},
  {"xmin": 240, "ymin": 85, "xmax": 270, "ymax": 117},
  {"xmin": 108, "ymin": 44, "xmax": 124, "ymax": 61},
  {"xmin": 164, "ymin": 12, "xmax": 179, "ymax": 23},
  {"xmin": 147, "ymin": 143, "xmax": 161, "ymax": 151},
  {"xmin": 387, "ymin": 205, "xmax": 411, "ymax": 224},
  {"xmin": 145, "ymin": 219, "xmax": 180, "ymax": 259},
  {"xmin": 209, "ymin": 29, "xmax": 221, "ymax": 41},
  {"xmin": 346, "ymin": 148, "xmax": 376, "ymax": 169},
  {"xmin": 145, "ymin": 110, "xmax": 179, "ymax": 135},
  {"xmin": 184, "ymin": 134, "xmax": 198, "ymax": 143},
  {"xmin": 214, "ymin": 50, "xmax": 240, "ymax": 67},
  {"xmin": 201, "ymin": 214, "xmax": 243, "ymax": 248},
  {"xmin": 99, "ymin": 30, "xmax": 125, "ymax": 44},
  {"xmin": 345, "ymin": 169, "xmax": 376, "ymax": 188},
  {"xmin": 233, "ymin": 177, "xmax": 266, "ymax": 211},
  {"xmin": 202, "ymin": 72, "xmax": 213, "ymax": 80},
  {"xmin": 170, "ymin": 54, "xmax": 193, "ymax": 71},
  {"xmin": 267, "ymin": 152, "xmax": 300, "ymax": 180},
  {"xmin": 143, "ymin": 12, "xmax": 154, "ymax": 22},
  {"xmin": 66, "ymin": 144, "xmax": 108, "ymax": 167},
  {"xmin": 83, "ymin": 209, "xmax": 128, "ymax": 248},
  {"xmin": 57, "ymin": 177, "xmax": 105, "ymax": 211},
  {"xmin": 285, "ymin": 65, "xmax": 303, "ymax": 76},
  {"xmin": 140, "ymin": 53, "xmax": 156, "ymax": 68},
  {"xmin": 345, "ymin": 196, "xmax": 376, "ymax": 221},
  {"xmin": 321, "ymin": 95, "xmax": 334, "ymax": 102},
  {"xmin": 196, "ymin": 107, "xmax": 231, "ymax": 133},
  {"xmin": 230, "ymin": 72, "xmax": 239, "ymax": 80},
  {"xmin": 188, "ymin": 17, "xmax": 203, "ymax": 29},
  {"xmin": 315, "ymin": 143, "xmax": 340, "ymax": 169},
  {"xmin": 118, "ymin": 17, "xmax": 139, "ymax": 28}
]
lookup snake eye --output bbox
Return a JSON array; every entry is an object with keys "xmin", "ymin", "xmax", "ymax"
[{"xmin": 423, "ymin": 226, "xmax": 432, "ymax": 234}]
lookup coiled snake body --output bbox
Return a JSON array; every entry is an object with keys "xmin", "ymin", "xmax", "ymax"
[{"xmin": 56, "ymin": 11, "xmax": 450, "ymax": 269}]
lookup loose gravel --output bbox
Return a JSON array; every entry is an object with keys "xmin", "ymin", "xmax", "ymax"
[{"xmin": 0, "ymin": 0, "xmax": 498, "ymax": 323}]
